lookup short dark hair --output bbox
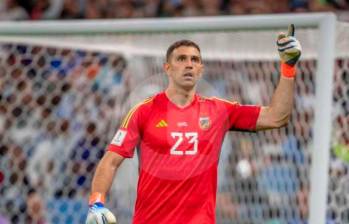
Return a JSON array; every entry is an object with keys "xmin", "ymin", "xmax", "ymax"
[{"xmin": 166, "ymin": 39, "xmax": 201, "ymax": 62}]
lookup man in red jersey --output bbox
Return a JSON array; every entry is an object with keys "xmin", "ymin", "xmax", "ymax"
[{"xmin": 86, "ymin": 24, "xmax": 301, "ymax": 224}]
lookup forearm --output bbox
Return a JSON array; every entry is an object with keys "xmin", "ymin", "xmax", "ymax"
[
  {"xmin": 268, "ymin": 74, "xmax": 295, "ymax": 125},
  {"xmin": 91, "ymin": 151, "xmax": 123, "ymax": 198},
  {"xmin": 91, "ymin": 163, "xmax": 115, "ymax": 195},
  {"xmin": 256, "ymin": 64, "xmax": 296, "ymax": 130}
]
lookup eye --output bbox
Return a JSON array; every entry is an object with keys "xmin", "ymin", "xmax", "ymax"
[
  {"xmin": 192, "ymin": 56, "xmax": 200, "ymax": 63},
  {"xmin": 177, "ymin": 55, "xmax": 186, "ymax": 61}
]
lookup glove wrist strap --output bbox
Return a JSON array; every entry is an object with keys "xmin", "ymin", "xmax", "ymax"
[
  {"xmin": 281, "ymin": 62, "xmax": 296, "ymax": 78},
  {"xmin": 89, "ymin": 192, "xmax": 106, "ymax": 205}
]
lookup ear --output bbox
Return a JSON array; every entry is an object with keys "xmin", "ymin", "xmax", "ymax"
[{"xmin": 163, "ymin": 62, "xmax": 170, "ymax": 74}]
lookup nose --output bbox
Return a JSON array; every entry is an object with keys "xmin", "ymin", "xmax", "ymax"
[{"xmin": 185, "ymin": 59, "xmax": 193, "ymax": 69}]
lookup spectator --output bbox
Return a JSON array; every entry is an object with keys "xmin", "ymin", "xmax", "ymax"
[
  {"xmin": 60, "ymin": 0, "xmax": 83, "ymax": 19},
  {"xmin": 181, "ymin": 0, "xmax": 202, "ymax": 16},
  {"xmin": 30, "ymin": 0, "xmax": 64, "ymax": 20},
  {"xmin": 289, "ymin": 0, "xmax": 310, "ymax": 12},
  {"xmin": 84, "ymin": 0, "xmax": 107, "ymax": 19},
  {"xmin": 0, "ymin": 0, "xmax": 28, "ymax": 20},
  {"xmin": 143, "ymin": 0, "xmax": 161, "ymax": 17},
  {"xmin": 200, "ymin": 0, "xmax": 222, "ymax": 16},
  {"xmin": 26, "ymin": 189, "xmax": 47, "ymax": 224}
]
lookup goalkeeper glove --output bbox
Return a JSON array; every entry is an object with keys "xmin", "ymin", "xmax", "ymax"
[
  {"xmin": 277, "ymin": 24, "xmax": 302, "ymax": 77},
  {"xmin": 86, "ymin": 193, "xmax": 117, "ymax": 224}
]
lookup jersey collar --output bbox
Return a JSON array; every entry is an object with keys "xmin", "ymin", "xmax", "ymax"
[{"xmin": 161, "ymin": 92, "xmax": 198, "ymax": 110}]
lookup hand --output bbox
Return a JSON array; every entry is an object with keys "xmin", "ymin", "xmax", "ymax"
[
  {"xmin": 277, "ymin": 24, "xmax": 302, "ymax": 66},
  {"xmin": 86, "ymin": 202, "xmax": 117, "ymax": 224}
]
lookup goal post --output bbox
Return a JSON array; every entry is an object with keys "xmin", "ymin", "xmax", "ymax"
[
  {"xmin": 0, "ymin": 13, "xmax": 337, "ymax": 224},
  {"xmin": 309, "ymin": 14, "xmax": 336, "ymax": 224}
]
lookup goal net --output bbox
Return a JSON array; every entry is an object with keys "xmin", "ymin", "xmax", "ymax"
[{"xmin": 0, "ymin": 14, "xmax": 346, "ymax": 224}]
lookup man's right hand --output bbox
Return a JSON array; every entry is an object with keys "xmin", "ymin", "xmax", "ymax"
[{"xmin": 86, "ymin": 202, "xmax": 117, "ymax": 224}]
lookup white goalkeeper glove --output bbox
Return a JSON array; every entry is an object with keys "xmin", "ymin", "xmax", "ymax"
[
  {"xmin": 277, "ymin": 24, "xmax": 302, "ymax": 67},
  {"xmin": 86, "ymin": 202, "xmax": 117, "ymax": 224},
  {"xmin": 86, "ymin": 193, "xmax": 117, "ymax": 224}
]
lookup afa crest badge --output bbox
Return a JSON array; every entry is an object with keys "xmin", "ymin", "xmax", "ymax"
[{"xmin": 199, "ymin": 117, "xmax": 211, "ymax": 130}]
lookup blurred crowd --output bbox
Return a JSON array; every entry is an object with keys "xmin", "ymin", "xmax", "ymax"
[
  {"xmin": 0, "ymin": 0, "xmax": 349, "ymax": 21},
  {"xmin": 0, "ymin": 45, "xmax": 131, "ymax": 223}
]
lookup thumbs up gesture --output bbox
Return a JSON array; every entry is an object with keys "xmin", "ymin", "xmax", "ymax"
[{"xmin": 277, "ymin": 24, "xmax": 302, "ymax": 66}]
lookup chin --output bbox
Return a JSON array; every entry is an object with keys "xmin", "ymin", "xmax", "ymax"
[{"xmin": 180, "ymin": 83, "xmax": 196, "ymax": 90}]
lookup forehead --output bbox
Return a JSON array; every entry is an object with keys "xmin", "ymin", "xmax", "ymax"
[{"xmin": 171, "ymin": 46, "xmax": 201, "ymax": 57}]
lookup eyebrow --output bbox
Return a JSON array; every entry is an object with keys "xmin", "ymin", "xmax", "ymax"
[{"xmin": 176, "ymin": 54, "xmax": 201, "ymax": 60}]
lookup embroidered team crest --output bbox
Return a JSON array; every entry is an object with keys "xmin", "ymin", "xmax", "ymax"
[{"xmin": 199, "ymin": 117, "xmax": 210, "ymax": 130}]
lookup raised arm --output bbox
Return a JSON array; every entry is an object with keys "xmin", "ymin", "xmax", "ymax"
[{"xmin": 256, "ymin": 24, "xmax": 302, "ymax": 131}]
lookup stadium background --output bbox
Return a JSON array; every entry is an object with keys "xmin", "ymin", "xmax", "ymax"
[
  {"xmin": 0, "ymin": 1, "xmax": 349, "ymax": 224},
  {"xmin": 0, "ymin": 0, "xmax": 348, "ymax": 21}
]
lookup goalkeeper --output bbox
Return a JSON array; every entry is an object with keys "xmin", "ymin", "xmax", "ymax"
[{"xmin": 86, "ymin": 24, "xmax": 301, "ymax": 224}]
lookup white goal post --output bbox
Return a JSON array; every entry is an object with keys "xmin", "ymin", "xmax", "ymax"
[{"xmin": 0, "ymin": 13, "xmax": 336, "ymax": 224}]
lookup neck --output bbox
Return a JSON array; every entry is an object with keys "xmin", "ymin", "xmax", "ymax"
[{"xmin": 165, "ymin": 86, "xmax": 196, "ymax": 107}]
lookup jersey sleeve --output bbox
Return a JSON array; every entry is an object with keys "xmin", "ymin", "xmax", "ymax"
[
  {"xmin": 228, "ymin": 103, "xmax": 261, "ymax": 131},
  {"xmin": 214, "ymin": 98, "xmax": 261, "ymax": 131},
  {"xmin": 107, "ymin": 105, "xmax": 143, "ymax": 158}
]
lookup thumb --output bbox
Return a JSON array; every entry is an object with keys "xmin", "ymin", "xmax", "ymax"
[
  {"xmin": 287, "ymin": 24, "xmax": 295, "ymax": 37},
  {"xmin": 277, "ymin": 32, "xmax": 287, "ymax": 41}
]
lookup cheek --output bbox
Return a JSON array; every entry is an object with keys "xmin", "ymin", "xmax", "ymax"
[
  {"xmin": 167, "ymin": 64, "xmax": 176, "ymax": 72},
  {"xmin": 168, "ymin": 70, "xmax": 180, "ymax": 80},
  {"xmin": 171, "ymin": 66, "xmax": 182, "ymax": 76},
  {"xmin": 196, "ymin": 67, "xmax": 203, "ymax": 76}
]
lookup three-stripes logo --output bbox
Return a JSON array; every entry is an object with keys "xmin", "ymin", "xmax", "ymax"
[{"xmin": 156, "ymin": 119, "xmax": 168, "ymax": 128}]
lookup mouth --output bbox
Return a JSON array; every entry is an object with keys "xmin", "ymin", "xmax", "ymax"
[{"xmin": 183, "ymin": 72, "xmax": 194, "ymax": 78}]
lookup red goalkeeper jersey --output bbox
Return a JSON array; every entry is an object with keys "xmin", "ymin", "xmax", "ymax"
[{"xmin": 108, "ymin": 92, "xmax": 260, "ymax": 224}]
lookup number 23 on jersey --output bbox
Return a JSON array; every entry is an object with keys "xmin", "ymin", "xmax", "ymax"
[{"xmin": 170, "ymin": 132, "xmax": 198, "ymax": 156}]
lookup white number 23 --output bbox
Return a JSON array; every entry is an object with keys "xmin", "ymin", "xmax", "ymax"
[{"xmin": 170, "ymin": 132, "xmax": 198, "ymax": 155}]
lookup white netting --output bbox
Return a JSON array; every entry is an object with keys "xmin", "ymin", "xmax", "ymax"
[{"xmin": 0, "ymin": 20, "xmax": 347, "ymax": 224}]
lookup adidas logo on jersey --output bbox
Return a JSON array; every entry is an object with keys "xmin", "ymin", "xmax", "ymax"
[{"xmin": 156, "ymin": 119, "xmax": 168, "ymax": 128}]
